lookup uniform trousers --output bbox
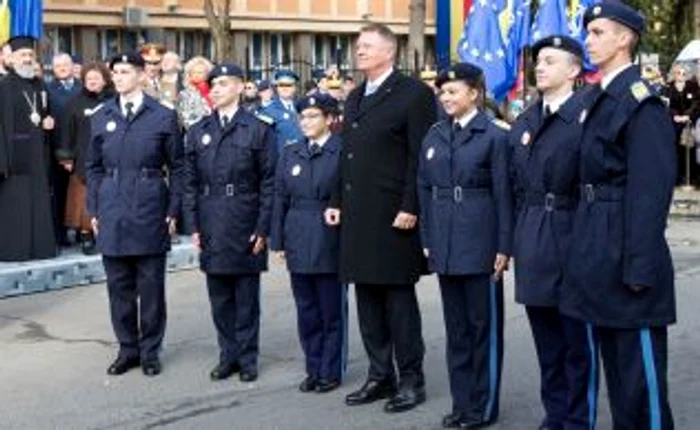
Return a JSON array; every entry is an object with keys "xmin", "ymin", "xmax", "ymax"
[
  {"xmin": 354, "ymin": 283, "xmax": 425, "ymax": 387},
  {"xmin": 526, "ymin": 306, "xmax": 599, "ymax": 430},
  {"xmin": 206, "ymin": 274, "xmax": 261, "ymax": 372},
  {"xmin": 103, "ymin": 254, "xmax": 167, "ymax": 361},
  {"xmin": 438, "ymin": 274, "xmax": 504, "ymax": 423},
  {"xmin": 290, "ymin": 273, "xmax": 347, "ymax": 382},
  {"xmin": 597, "ymin": 326, "xmax": 673, "ymax": 430}
]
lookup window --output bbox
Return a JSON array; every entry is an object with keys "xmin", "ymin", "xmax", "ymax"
[
  {"xmin": 57, "ymin": 27, "xmax": 73, "ymax": 54},
  {"xmin": 331, "ymin": 35, "xmax": 351, "ymax": 71},
  {"xmin": 103, "ymin": 29, "xmax": 120, "ymax": 59},
  {"xmin": 269, "ymin": 33, "xmax": 293, "ymax": 67},
  {"xmin": 183, "ymin": 32, "xmax": 195, "ymax": 60},
  {"xmin": 122, "ymin": 30, "xmax": 141, "ymax": 52},
  {"xmin": 313, "ymin": 34, "xmax": 327, "ymax": 68},
  {"xmin": 250, "ymin": 33, "xmax": 264, "ymax": 76},
  {"xmin": 269, "ymin": 34, "xmax": 279, "ymax": 66}
]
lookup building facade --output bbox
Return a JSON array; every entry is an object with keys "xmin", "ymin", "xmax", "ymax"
[{"xmin": 44, "ymin": 0, "xmax": 437, "ymax": 77}]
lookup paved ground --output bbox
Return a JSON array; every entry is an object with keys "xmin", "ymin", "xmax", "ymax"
[{"xmin": 1, "ymin": 218, "xmax": 699, "ymax": 430}]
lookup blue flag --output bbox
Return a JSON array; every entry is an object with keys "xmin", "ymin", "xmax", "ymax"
[
  {"xmin": 10, "ymin": 0, "xmax": 42, "ymax": 39},
  {"xmin": 458, "ymin": 0, "xmax": 514, "ymax": 102},
  {"xmin": 531, "ymin": 0, "xmax": 568, "ymax": 43},
  {"xmin": 571, "ymin": 0, "xmax": 601, "ymax": 70},
  {"xmin": 505, "ymin": 0, "xmax": 531, "ymax": 78}
]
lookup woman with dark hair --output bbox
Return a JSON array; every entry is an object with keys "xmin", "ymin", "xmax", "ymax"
[
  {"xmin": 418, "ymin": 63, "xmax": 512, "ymax": 429},
  {"xmin": 57, "ymin": 62, "xmax": 114, "ymax": 254}
]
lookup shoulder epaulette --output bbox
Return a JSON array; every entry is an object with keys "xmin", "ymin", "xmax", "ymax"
[
  {"xmin": 255, "ymin": 112, "xmax": 275, "ymax": 125},
  {"xmin": 491, "ymin": 118, "xmax": 511, "ymax": 130},
  {"xmin": 630, "ymin": 81, "xmax": 651, "ymax": 103}
]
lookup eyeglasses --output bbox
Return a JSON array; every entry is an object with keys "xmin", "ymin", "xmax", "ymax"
[
  {"xmin": 276, "ymin": 83, "xmax": 295, "ymax": 88},
  {"xmin": 300, "ymin": 113, "xmax": 324, "ymax": 120}
]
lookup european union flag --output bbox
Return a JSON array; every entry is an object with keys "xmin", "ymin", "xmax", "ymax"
[
  {"xmin": 9, "ymin": 0, "xmax": 42, "ymax": 39},
  {"xmin": 571, "ymin": 0, "xmax": 601, "ymax": 70},
  {"xmin": 531, "ymin": 0, "xmax": 568, "ymax": 43},
  {"xmin": 458, "ymin": 0, "xmax": 514, "ymax": 102},
  {"xmin": 505, "ymin": 0, "xmax": 531, "ymax": 74}
]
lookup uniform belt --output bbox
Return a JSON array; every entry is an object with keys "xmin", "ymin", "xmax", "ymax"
[
  {"xmin": 105, "ymin": 168, "xmax": 163, "ymax": 179},
  {"xmin": 580, "ymin": 184, "xmax": 625, "ymax": 203},
  {"xmin": 200, "ymin": 183, "xmax": 252, "ymax": 197},
  {"xmin": 431, "ymin": 186, "xmax": 490, "ymax": 203},
  {"xmin": 524, "ymin": 191, "xmax": 575, "ymax": 211},
  {"xmin": 290, "ymin": 198, "xmax": 329, "ymax": 211}
]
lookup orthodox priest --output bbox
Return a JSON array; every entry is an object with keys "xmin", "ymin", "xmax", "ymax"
[{"xmin": 0, "ymin": 36, "xmax": 57, "ymax": 261}]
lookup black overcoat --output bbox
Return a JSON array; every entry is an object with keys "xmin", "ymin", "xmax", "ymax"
[{"xmin": 330, "ymin": 71, "xmax": 436, "ymax": 285}]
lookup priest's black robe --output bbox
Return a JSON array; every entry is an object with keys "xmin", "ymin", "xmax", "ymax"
[{"xmin": 0, "ymin": 71, "xmax": 57, "ymax": 261}]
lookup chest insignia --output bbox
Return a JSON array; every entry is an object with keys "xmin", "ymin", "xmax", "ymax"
[
  {"xmin": 521, "ymin": 131, "xmax": 531, "ymax": 146},
  {"xmin": 201, "ymin": 134, "xmax": 212, "ymax": 146},
  {"xmin": 106, "ymin": 121, "xmax": 116, "ymax": 132},
  {"xmin": 579, "ymin": 109, "xmax": 587, "ymax": 124},
  {"xmin": 291, "ymin": 164, "xmax": 302, "ymax": 176},
  {"xmin": 426, "ymin": 147, "xmax": 435, "ymax": 160},
  {"xmin": 283, "ymin": 112, "xmax": 290, "ymax": 120}
]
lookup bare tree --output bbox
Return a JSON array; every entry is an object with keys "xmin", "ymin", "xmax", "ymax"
[
  {"xmin": 408, "ymin": 0, "xmax": 427, "ymax": 72},
  {"xmin": 203, "ymin": 0, "xmax": 234, "ymax": 62}
]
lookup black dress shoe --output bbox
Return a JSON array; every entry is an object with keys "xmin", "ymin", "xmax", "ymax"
[
  {"xmin": 142, "ymin": 360, "xmax": 162, "ymax": 377},
  {"xmin": 384, "ymin": 385, "xmax": 426, "ymax": 413},
  {"xmin": 107, "ymin": 356, "xmax": 140, "ymax": 375},
  {"xmin": 299, "ymin": 375, "xmax": 317, "ymax": 393},
  {"xmin": 315, "ymin": 379, "xmax": 340, "ymax": 393},
  {"xmin": 459, "ymin": 418, "xmax": 497, "ymax": 429},
  {"xmin": 210, "ymin": 361, "xmax": 240, "ymax": 381},
  {"xmin": 80, "ymin": 233, "xmax": 97, "ymax": 256},
  {"xmin": 442, "ymin": 412, "xmax": 465, "ymax": 428},
  {"xmin": 345, "ymin": 380, "xmax": 397, "ymax": 406},
  {"xmin": 239, "ymin": 370, "xmax": 258, "ymax": 382}
]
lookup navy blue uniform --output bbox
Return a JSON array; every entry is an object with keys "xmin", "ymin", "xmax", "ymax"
[
  {"xmin": 510, "ymin": 94, "xmax": 598, "ymax": 430},
  {"xmin": 270, "ymin": 135, "xmax": 347, "ymax": 383},
  {"xmin": 563, "ymin": 67, "xmax": 676, "ymax": 429},
  {"xmin": 86, "ymin": 95, "xmax": 183, "ymax": 362},
  {"xmin": 183, "ymin": 108, "xmax": 276, "ymax": 373},
  {"xmin": 260, "ymin": 98, "xmax": 304, "ymax": 150},
  {"xmin": 418, "ymin": 111, "xmax": 512, "ymax": 424}
]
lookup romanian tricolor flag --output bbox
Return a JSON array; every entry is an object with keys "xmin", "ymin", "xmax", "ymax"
[
  {"xmin": 0, "ymin": 0, "xmax": 43, "ymax": 44},
  {"xmin": 0, "ymin": 0, "xmax": 10, "ymax": 44},
  {"xmin": 436, "ymin": 0, "xmax": 473, "ymax": 69}
]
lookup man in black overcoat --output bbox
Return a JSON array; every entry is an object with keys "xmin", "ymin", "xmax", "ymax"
[{"xmin": 325, "ymin": 23, "xmax": 437, "ymax": 414}]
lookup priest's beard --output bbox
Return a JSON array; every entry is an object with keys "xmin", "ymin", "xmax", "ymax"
[{"xmin": 15, "ymin": 64, "xmax": 35, "ymax": 79}]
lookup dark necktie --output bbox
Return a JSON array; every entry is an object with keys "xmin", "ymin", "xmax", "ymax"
[
  {"xmin": 451, "ymin": 122, "xmax": 462, "ymax": 141},
  {"xmin": 309, "ymin": 142, "xmax": 321, "ymax": 156},
  {"xmin": 222, "ymin": 115, "xmax": 230, "ymax": 128},
  {"xmin": 125, "ymin": 102, "xmax": 134, "ymax": 122},
  {"xmin": 543, "ymin": 105, "xmax": 552, "ymax": 119}
]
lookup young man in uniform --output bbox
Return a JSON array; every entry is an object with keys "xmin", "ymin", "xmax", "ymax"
[
  {"xmin": 563, "ymin": 3, "xmax": 676, "ymax": 428},
  {"xmin": 183, "ymin": 64, "xmax": 277, "ymax": 383},
  {"xmin": 86, "ymin": 52, "xmax": 183, "ymax": 377},
  {"xmin": 510, "ymin": 35, "xmax": 598, "ymax": 430}
]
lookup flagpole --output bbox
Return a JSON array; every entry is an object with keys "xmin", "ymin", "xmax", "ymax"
[{"xmin": 521, "ymin": 48, "xmax": 528, "ymax": 106}]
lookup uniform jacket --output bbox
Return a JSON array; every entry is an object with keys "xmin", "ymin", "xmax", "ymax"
[
  {"xmin": 418, "ymin": 111, "xmax": 513, "ymax": 275},
  {"xmin": 330, "ymin": 70, "xmax": 437, "ymax": 285},
  {"xmin": 562, "ymin": 67, "xmax": 677, "ymax": 328},
  {"xmin": 86, "ymin": 95, "xmax": 183, "ymax": 257},
  {"xmin": 260, "ymin": 97, "xmax": 304, "ymax": 149},
  {"xmin": 270, "ymin": 135, "xmax": 342, "ymax": 274},
  {"xmin": 510, "ymin": 93, "xmax": 585, "ymax": 306},
  {"xmin": 183, "ymin": 108, "xmax": 277, "ymax": 275}
]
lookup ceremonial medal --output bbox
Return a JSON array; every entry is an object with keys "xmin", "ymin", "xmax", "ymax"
[
  {"xmin": 202, "ymin": 134, "xmax": 211, "ymax": 146},
  {"xmin": 106, "ymin": 121, "xmax": 117, "ymax": 132},
  {"xmin": 292, "ymin": 165, "xmax": 302, "ymax": 176},
  {"xmin": 29, "ymin": 112, "xmax": 41, "ymax": 126},
  {"xmin": 426, "ymin": 147, "xmax": 435, "ymax": 160},
  {"xmin": 521, "ymin": 131, "xmax": 531, "ymax": 145}
]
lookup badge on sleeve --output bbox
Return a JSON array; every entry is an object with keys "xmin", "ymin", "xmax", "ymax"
[
  {"xmin": 630, "ymin": 81, "xmax": 650, "ymax": 102},
  {"xmin": 292, "ymin": 164, "xmax": 302, "ymax": 176},
  {"xmin": 579, "ymin": 109, "xmax": 587, "ymax": 124},
  {"xmin": 426, "ymin": 147, "xmax": 435, "ymax": 160},
  {"xmin": 106, "ymin": 121, "xmax": 116, "ymax": 132},
  {"xmin": 201, "ymin": 134, "xmax": 211, "ymax": 146},
  {"xmin": 521, "ymin": 131, "xmax": 531, "ymax": 145}
]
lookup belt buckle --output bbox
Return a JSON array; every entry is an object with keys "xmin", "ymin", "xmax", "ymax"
[
  {"xmin": 453, "ymin": 186, "xmax": 463, "ymax": 203},
  {"xmin": 225, "ymin": 184, "xmax": 235, "ymax": 197},
  {"xmin": 584, "ymin": 184, "xmax": 595, "ymax": 203},
  {"xmin": 544, "ymin": 192, "xmax": 555, "ymax": 212}
]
